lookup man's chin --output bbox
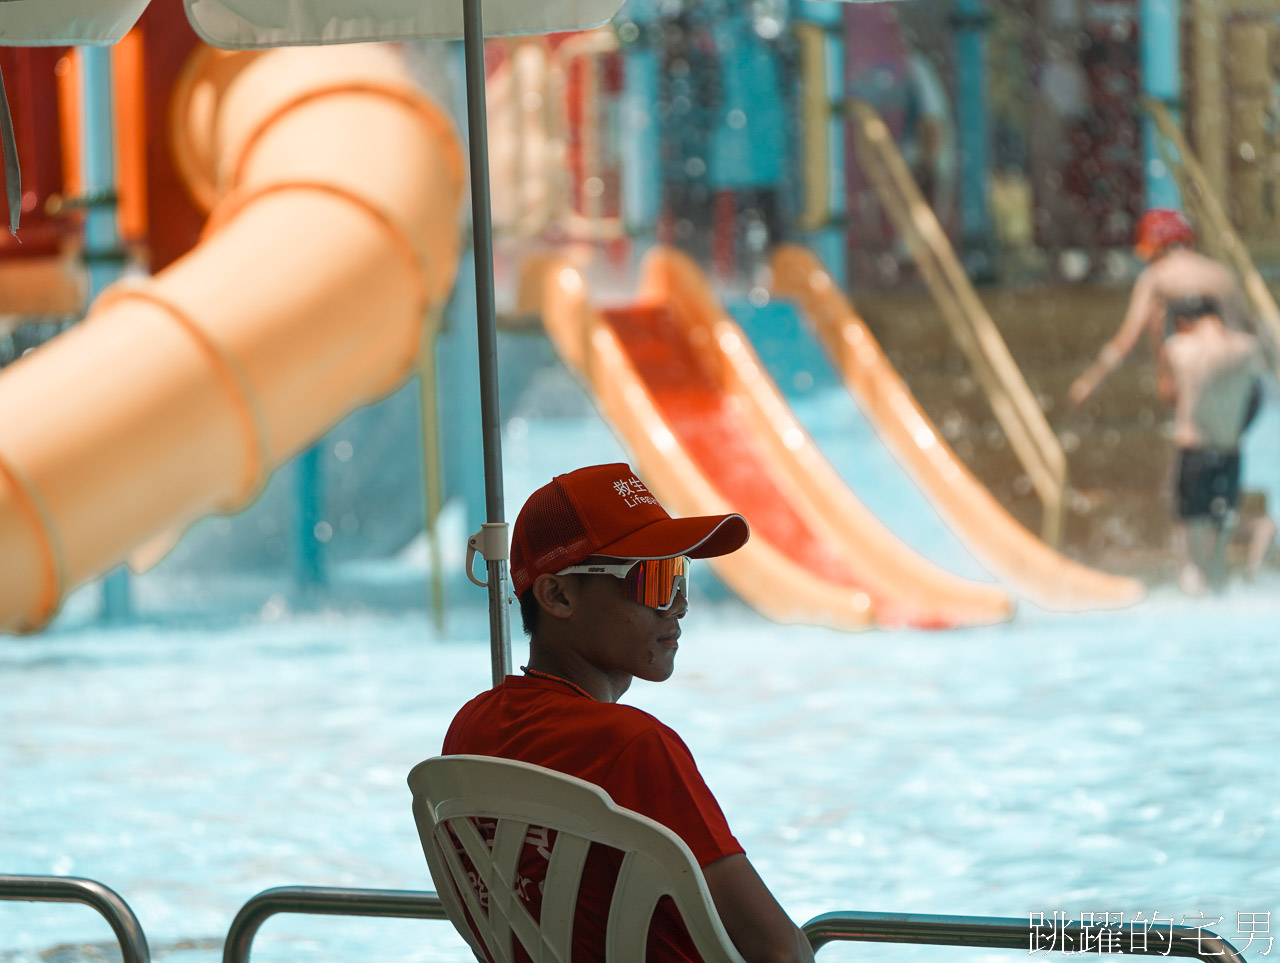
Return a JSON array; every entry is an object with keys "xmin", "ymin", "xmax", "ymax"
[{"xmin": 637, "ymin": 657, "xmax": 677, "ymax": 684}]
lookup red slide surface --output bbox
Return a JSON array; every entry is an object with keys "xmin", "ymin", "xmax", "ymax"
[
  {"xmin": 607, "ymin": 306, "xmax": 866, "ymax": 590},
  {"xmin": 540, "ymin": 247, "xmax": 1014, "ymax": 631}
]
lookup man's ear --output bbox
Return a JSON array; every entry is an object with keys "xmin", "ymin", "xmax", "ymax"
[{"xmin": 531, "ymin": 573, "xmax": 576, "ymax": 621}]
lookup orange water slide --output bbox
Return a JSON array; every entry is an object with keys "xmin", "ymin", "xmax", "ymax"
[
  {"xmin": 0, "ymin": 43, "xmax": 464, "ymax": 633},
  {"xmin": 541, "ymin": 247, "xmax": 1014, "ymax": 631},
  {"xmin": 771, "ymin": 245, "xmax": 1144, "ymax": 612}
]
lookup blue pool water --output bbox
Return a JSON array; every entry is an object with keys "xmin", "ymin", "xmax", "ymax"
[
  {"xmin": 4, "ymin": 346, "xmax": 1280, "ymax": 963},
  {"xmin": 3, "ymin": 581, "xmax": 1280, "ymax": 963}
]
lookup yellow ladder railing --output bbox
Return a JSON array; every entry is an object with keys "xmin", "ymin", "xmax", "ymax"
[
  {"xmin": 846, "ymin": 99, "xmax": 1068, "ymax": 547},
  {"xmin": 794, "ymin": 21, "xmax": 831, "ymax": 233}
]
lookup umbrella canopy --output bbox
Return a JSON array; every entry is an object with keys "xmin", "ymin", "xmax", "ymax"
[
  {"xmin": 0, "ymin": 0, "xmax": 150, "ymax": 45},
  {"xmin": 0, "ymin": 0, "xmax": 623, "ymax": 46}
]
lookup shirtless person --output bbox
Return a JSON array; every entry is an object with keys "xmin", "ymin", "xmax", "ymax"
[
  {"xmin": 1157, "ymin": 297, "xmax": 1269, "ymax": 594},
  {"xmin": 1069, "ymin": 209, "xmax": 1253, "ymax": 407},
  {"xmin": 443, "ymin": 463, "xmax": 815, "ymax": 963}
]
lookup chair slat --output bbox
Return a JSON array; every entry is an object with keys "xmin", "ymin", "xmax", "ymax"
[
  {"xmin": 424, "ymin": 831, "xmax": 489, "ymax": 962},
  {"xmin": 603, "ymin": 850, "xmax": 666, "ymax": 963},
  {"xmin": 433, "ymin": 821, "xmax": 514, "ymax": 963},
  {"xmin": 483, "ymin": 818, "xmax": 529, "ymax": 925},
  {"xmin": 486, "ymin": 819, "xmax": 549, "ymax": 962},
  {"xmin": 536, "ymin": 831, "xmax": 591, "ymax": 963}
]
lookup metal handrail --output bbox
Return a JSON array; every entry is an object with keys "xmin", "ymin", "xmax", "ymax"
[
  {"xmin": 802, "ymin": 911, "xmax": 1248, "ymax": 963},
  {"xmin": 222, "ymin": 886, "xmax": 447, "ymax": 963},
  {"xmin": 0, "ymin": 874, "xmax": 151, "ymax": 963},
  {"xmin": 847, "ymin": 98, "xmax": 1069, "ymax": 547},
  {"xmin": 222, "ymin": 886, "xmax": 1252, "ymax": 963},
  {"xmin": 5, "ymin": 875, "xmax": 1248, "ymax": 963}
]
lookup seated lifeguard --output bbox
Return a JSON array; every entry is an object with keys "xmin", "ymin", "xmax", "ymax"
[{"xmin": 443, "ymin": 463, "xmax": 814, "ymax": 963}]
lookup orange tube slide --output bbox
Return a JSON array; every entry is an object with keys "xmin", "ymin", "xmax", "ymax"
[
  {"xmin": 0, "ymin": 44, "xmax": 464, "ymax": 633},
  {"xmin": 542, "ymin": 247, "xmax": 1014, "ymax": 631},
  {"xmin": 771, "ymin": 245, "xmax": 1144, "ymax": 612}
]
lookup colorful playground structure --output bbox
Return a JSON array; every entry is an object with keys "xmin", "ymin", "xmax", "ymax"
[
  {"xmin": 0, "ymin": 38, "xmax": 464, "ymax": 632},
  {"xmin": 10, "ymin": 0, "xmax": 1280, "ymax": 633}
]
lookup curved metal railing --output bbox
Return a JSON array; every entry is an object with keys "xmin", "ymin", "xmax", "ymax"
[
  {"xmin": 218, "ymin": 886, "xmax": 1254, "ymax": 963},
  {"xmin": 0, "ymin": 874, "xmax": 151, "ymax": 963},
  {"xmin": 222, "ymin": 885, "xmax": 448, "ymax": 963},
  {"xmin": 803, "ymin": 910, "xmax": 1248, "ymax": 963},
  {"xmin": 2, "ymin": 876, "xmax": 1251, "ymax": 963}
]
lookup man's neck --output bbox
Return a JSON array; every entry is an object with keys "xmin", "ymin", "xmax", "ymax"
[{"xmin": 526, "ymin": 645, "xmax": 631, "ymax": 703}]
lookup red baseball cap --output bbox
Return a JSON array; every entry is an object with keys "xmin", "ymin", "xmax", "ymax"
[{"xmin": 509, "ymin": 463, "xmax": 749, "ymax": 596}]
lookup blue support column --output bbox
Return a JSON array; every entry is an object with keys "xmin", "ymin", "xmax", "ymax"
[
  {"xmin": 952, "ymin": 0, "xmax": 996, "ymax": 280},
  {"xmin": 793, "ymin": 2, "xmax": 842, "ymax": 36},
  {"xmin": 438, "ymin": 248, "xmax": 487, "ymax": 546},
  {"xmin": 821, "ymin": 24, "xmax": 847, "ymax": 291},
  {"xmin": 291, "ymin": 444, "xmax": 326, "ymax": 591},
  {"xmin": 617, "ymin": 0, "xmax": 661, "ymax": 271},
  {"xmin": 620, "ymin": 46, "xmax": 661, "ymax": 251},
  {"xmin": 80, "ymin": 46, "xmax": 133, "ymax": 623},
  {"xmin": 1139, "ymin": 0, "xmax": 1183, "ymax": 209}
]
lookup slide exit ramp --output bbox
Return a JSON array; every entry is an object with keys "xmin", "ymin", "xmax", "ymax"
[
  {"xmin": 771, "ymin": 245, "xmax": 1144, "ymax": 613},
  {"xmin": 540, "ymin": 247, "xmax": 1015, "ymax": 632}
]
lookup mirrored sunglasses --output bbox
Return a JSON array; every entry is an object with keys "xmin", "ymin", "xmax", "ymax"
[{"xmin": 554, "ymin": 556, "xmax": 691, "ymax": 611}]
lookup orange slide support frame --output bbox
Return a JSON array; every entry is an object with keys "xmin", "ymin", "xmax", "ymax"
[
  {"xmin": 542, "ymin": 247, "xmax": 1014, "ymax": 631},
  {"xmin": 0, "ymin": 43, "xmax": 464, "ymax": 633},
  {"xmin": 771, "ymin": 245, "xmax": 1144, "ymax": 612}
]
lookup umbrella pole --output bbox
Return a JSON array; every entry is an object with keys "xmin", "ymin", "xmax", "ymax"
[{"xmin": 461, "ymin": 0, "xmax": 513, "ymax": 684}]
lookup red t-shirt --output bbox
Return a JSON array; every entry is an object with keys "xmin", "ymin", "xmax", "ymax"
[{"xmin": 441, "ymin": 674, "xmax": 743, "ymax": 962}]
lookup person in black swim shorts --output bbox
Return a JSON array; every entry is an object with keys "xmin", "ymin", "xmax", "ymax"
[
  {"xmin": 1158, "ymin": 296, "xmax": 1268, "ymax": 593},
  {"xmin": 1175, "ymin": 447, "xmax": 1240, "ymax": 522}
]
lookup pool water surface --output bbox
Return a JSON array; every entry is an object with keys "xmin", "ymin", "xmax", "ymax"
[{"xmin": 3, "ymin": 581, "xmax": 1279, "ymax": 963}]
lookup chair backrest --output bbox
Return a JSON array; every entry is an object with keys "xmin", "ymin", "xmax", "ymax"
[{"xmin": 408, "ymin": 754, "xmax": 748, "ymax": 963}]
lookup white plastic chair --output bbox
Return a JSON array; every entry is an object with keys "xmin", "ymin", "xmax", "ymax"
[{"xmin": 408, "ymin": 754, "xmax": 748, "ymax": 963}]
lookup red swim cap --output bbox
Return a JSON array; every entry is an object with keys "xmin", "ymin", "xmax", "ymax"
[{"xmin": 1134, "ymin": 208, "xmax": 1196, "ymax": 260}]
